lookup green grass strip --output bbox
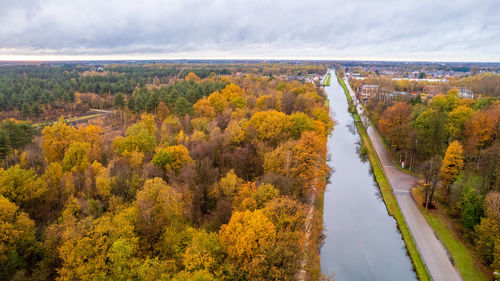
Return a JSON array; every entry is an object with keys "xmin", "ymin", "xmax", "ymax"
[
  {"xmin": 419, "ymin": 207, "xmax": 489, "ymax": 281},
  {"xmin": 337, "ymin": 73, "xmax": 432, "ymax": 281},
  {"xmin": 341, "ymin": 72, "xmax": 486, "ymax": 280},
  {"xmin": 323, "ymin": 73, "xmax": 331, "ymax": 86}
]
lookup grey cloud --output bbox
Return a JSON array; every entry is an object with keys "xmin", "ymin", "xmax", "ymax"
[{"xmin": 0, "ymin": 0, "xmax": 499, "ymax": 61}]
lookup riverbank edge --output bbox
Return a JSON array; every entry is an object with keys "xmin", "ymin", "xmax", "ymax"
[
  {"xmin": 297, "ymin": 72, "xmax": 331, "ymax": 280},
  {"xmin": 323, "ymin": 73, "xmax": 331, "ymax": 86},
  {"xmin": 360, "ymin": 101, "xmax": 488, "ymax": 280},
  {"xmin": 341, "ymin": 73, "xmax": 487, "ymax": 281},
  {"xmin": 336, "ymin": 73, "xmax": 432, "ymax": 281}
]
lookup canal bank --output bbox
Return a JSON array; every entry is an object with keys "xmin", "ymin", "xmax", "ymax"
[
  {"xmin": 320, "ymin": 70, "xmax": 418, "ymax": 281},
  {"xmin": 337, "ymin": 74, "xmax": 431, "ymax": 281},
  {"xmin": 340, "ymin": 74, "xmax": 463, "ymax": 281}
]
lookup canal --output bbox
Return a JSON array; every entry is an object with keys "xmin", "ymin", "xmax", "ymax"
[{"xmin": 320, "ymin": 70, "xmax": 417, "ymax": 281}]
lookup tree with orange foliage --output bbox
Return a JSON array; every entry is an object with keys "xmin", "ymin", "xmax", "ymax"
[
  {"xmin": 193, "ymin": 97, "xmax": 216, "ymax": 118},
  {"xmin": 378, "ymin": 102, "xmax": 412, "ymax": 151},
  {"xmin": 291, "ymin": 131, "xmax": 328, "ymax": 194},
  {"xmin": 156, "ymin": 101, "xmax": 170, "ymax": 123},
  {"xmin": 465, "ymin": 106, "xmax": 500, "ymax": 150},
  {"xmin": 185, "ymin": 72, "xmax": 201, "ymax": 82}
]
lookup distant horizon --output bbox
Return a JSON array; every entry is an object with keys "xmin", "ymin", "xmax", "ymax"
[{"xmin": 1, "ymin": 57, "xmax": 499, "ymax": 64}]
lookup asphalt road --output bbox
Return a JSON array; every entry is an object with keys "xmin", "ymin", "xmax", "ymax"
[{"xmin": 344, "ymin": 78, "xmax": 463, "ymax": 281}]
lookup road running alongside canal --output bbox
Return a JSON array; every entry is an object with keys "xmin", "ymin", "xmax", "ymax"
[{"xmin": 343, "ymin": 76, "xmax": 463, "ymax": 281}]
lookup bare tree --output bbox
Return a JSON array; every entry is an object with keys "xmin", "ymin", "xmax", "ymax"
[{"xmin": 419, "ymin": 155, "xmax": 442, "ymax": 209}]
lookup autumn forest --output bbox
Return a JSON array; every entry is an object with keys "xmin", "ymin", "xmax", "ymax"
[
  {"xmin": 2, "ymin": 60, "xmax": 500, "ymax": 281},
  {"xmin": 0, "ymin": 63, "xmax": 332, "ymax": 280}
]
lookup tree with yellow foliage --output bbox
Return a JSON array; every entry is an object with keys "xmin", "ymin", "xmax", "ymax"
[
  {"xmin": 264, "ymin": 141, "xmax": 293, "ymax": 175},
  {"xmin": 288, "ymin": 112, "xmax": 315, "ymax": 139},
  {"xmin": 113, "ymin": 120, "xmax": 156, "ymax": 155},
  {"xmin": 221, "ymin": 83, "xmax": 244, "ymax": 101},
  {"xmin": 57, "ymin": 207, "xmax": 140, "ymax": 281},
  {"xmin": 311, "ymin": 107, "xmax": 334, "ymax": 135},
  {"xmin": 210, "ymin": 169, "xmax": 244, "ymax": 200},
  {"xmin": 84, "ymin": 161, "xmax": 112, "ymax": 200},
  {"xmin": 0, "ymin": 195, "xmax": 37, "ymax": 280},
  {"xmin": 42, "ymin": 162, "xmax": 64, "ymax": 214},
  {"xmin": 448, "ymin": 105, "xmax": 474, "ymax": 141},
  {"xmin": 219, "ymin": 209, "xmax": 276, "ymax": 278},
  {"xmin": 156, "ymin": 101, "xmax": 171, "ymax": 123},
  {"xmin": 223, "ymin": 120, "xmax": 246, "ymax": 146},
  {"xmin": 151, "ymin": 144, "xmax": 192, "ymax": 174},
  {"xmin": 182, "ymin": 228, "xmax": 223, "ymax": 274},
  {"xmin": 62, "ymin": 142, "xmax": 91, "ymax": 172},
  {"xmin": 42, "ymin": 117, "xmax": 76, "ymax": 162},
  {"xmin": 256, "ymin": 95, "xmax": 279, "ymax": 110},
  {"xmin": 0, "ymin": 165, "xmax": 47, "ymax": 210},
  {"xmin": 76, "ymin": 124, "xmax": 103, "ymax": 163},
  {"xmin": 135, "ymin": 178, "xmax": 182, "ymax": 251},
  {"xmin": 207, "ymin": 91, "xmax": 227, "ymax": 113},
  {"xmin": 440, "ymin": 140, "xmax": 464, "ymax": 200},
  {"xmin": 248, "ymin": 110, "xmax": 291, "ymax": 146}
]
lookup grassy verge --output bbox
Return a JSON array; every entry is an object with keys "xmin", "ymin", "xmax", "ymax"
[
  {"xmin": 339, "ymin": 76, "xmax": 418, "ymax": 177},
  {"xmin": 323, "ymin": 73, "xmax": 331, "ymax": 86},
  {"xmin": 337, "ymin": 73, "xmax": 431, "ymax": 281},
  {"xmin": 344, "ymin": 71, "xmax": 486, "ymax": 280},
  {"xmin": 412, "ymin": 190, "xmax": 490, "ymax": 281}
]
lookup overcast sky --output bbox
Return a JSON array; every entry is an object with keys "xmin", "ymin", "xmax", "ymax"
[{"xmin": 0, "ymin": 0, "xmax": 499, "ymax": 61}]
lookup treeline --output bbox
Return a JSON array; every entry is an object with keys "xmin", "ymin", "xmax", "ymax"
[
  {"xmin": 0, "ymin": 63, "xmax": 327, "ymax": 121},
  {"xmin": 0, "ymin": 65, "xmax": 207, "ymax": 114},
  {"xmin": 349, "ymin": 72, "xmax": 500, "ymax": 97},
  {"xmin": 455, "ymin": 72, "xmax": 500, "ymax": 97},
  {"xmin": 124, "ymin": 76, "xmax": 227, "ymax": 116},
  {"xmin": 365, "ymin": 88, "xmax": 500, "ymax": 277},
  {"xmin": 350, "ymin": 76, "xmax": 434, "ymax": 94},
  {"xmin": 0, "ymin": 72, "xmax": 332, "ymax": 280}
]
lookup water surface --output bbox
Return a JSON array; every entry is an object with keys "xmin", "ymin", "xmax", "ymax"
[{"xmin": 320, "ymin": 70, "xmax": 417, "ymax": 281}]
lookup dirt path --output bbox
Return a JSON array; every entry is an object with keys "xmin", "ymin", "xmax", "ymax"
[{"xmin": 295, "ymin": 188, "xmax": 316, "ymax": 281}]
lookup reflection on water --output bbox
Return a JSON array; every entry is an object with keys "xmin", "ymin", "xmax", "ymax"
[
  {"xmin": 346, "ymin": 121, "xmax": 356, "ymax": 135},
  {"xmin": 321, "ymin": 71, "xmax": 417, "ymax": 281},
  {"xmin": 355, "ymin": 140, "xmax": 368, "ymax": 163}
]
